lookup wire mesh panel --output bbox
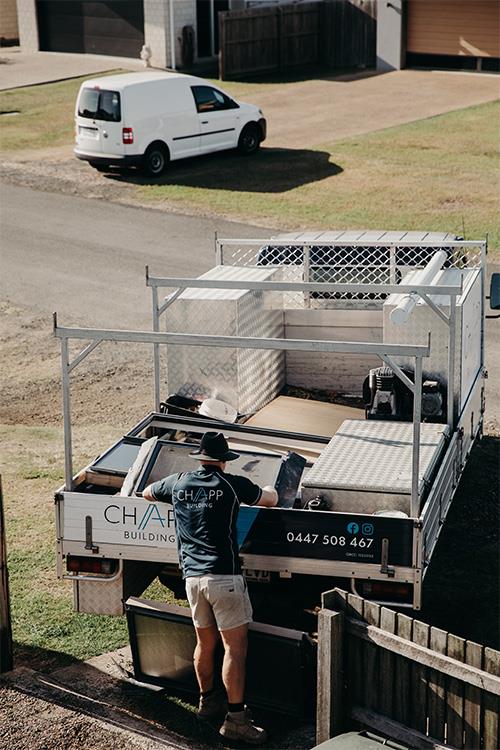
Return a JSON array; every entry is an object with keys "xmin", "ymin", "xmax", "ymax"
[{"xmin": 218, "ymin": 234, "xmax": 484, "ymax": 310}]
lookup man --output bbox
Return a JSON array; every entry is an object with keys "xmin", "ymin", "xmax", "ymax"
[{"xmin": 143, "ymin": 431, "xmax": 278, "ymax": 745}]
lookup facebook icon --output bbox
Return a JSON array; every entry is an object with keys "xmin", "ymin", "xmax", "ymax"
[{"xmin": 347, "ymin": 522, "xmax": 359, "ymax": 534}]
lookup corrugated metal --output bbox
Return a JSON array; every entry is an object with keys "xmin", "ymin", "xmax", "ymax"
[{"xmin": 407, "ymin": 0, "xmax": 500, "ymax": 57}]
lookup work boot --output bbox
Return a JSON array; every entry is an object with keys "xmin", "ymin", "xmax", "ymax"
[
  {"xmin": 196, "ymin": 690, "xmax": 227, "ymax": 721},
  {"xmin": 219, "ymin": 707, "xmax": 267, "ymax": 745}
]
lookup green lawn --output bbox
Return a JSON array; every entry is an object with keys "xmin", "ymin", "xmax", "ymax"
[
  {"xmin": 1, "ymin": 77, "xmax": 498, "ymax": 252},
  {"xmin": 140, "ymin": 99, "xmax": 500, "ymax": 254}
]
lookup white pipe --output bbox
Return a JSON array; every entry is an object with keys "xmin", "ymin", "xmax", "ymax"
[
  {"xmin": 390, "ymin": 250, "xmax": 447, "ymax": 325},
  {"xmin": 169, "ymin": 0, "xmax": 176, "ymax": 70}
]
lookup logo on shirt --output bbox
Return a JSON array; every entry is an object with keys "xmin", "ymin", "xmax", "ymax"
[{"xmin": 176, "ymin": 487, "xmax": 223, "ymax": 508}]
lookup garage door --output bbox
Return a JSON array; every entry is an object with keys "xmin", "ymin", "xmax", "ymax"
[
  {"xmin": 407, "ymin": 0, "xmax": 500, "ymax": 60},
  {"xmin": 37, "ymin": 1, "xmax": 144, "ymax": 57}
]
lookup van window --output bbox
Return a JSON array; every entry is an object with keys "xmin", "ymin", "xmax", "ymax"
[
  {"xmin": 78, "ymin": 88, "xmax": 121, "ymax": 122},
  {"xmin": 191, "ymin": 86, "xmax": 238, "ymax": 113}
]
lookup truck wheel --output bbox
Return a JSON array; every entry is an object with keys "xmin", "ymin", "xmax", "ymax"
[
  {"xmin": 142, "ymin": 144, "xmax": 169, "ymax": 177},
  {"xmin": 238, "ymin": 123, "xmax": 261, "ymax": 155}
]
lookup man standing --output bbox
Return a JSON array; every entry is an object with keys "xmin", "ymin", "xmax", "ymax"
[{"xmin": 143, "ymin": 431, "xmax": 278, "ymax": 745}]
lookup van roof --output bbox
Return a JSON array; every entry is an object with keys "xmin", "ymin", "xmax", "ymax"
[{"xmin": 80, "ymin": 71, "xmax": 209, "ymax": 91}]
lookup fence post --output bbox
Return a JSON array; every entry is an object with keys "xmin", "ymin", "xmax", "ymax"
[
  {"xmin": 0, "ymin": 476, "xmax": 13, "ymax": 673},
  {"xmin": 316, "ymin": 608, "xmax": 344, "ymax": 744}
]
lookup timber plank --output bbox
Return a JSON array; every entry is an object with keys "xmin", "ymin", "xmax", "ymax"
[
  {"xmin": 446, "ymin": 633, "xmax": 465, "ymax": 748},
  {"xmin": 363, "ymin": 601, "xmax": 381, "ymax": 712},
  {"xmin": 379, "ymin": 607, "xmax": 396, "ymax": 718},
  {"xmin": 393, "ymin": 613, "xmax": 413, "ymax": 725},
  {"xmin": 411, "ymin": 619, "xmax": 430, "ymax": 735},
  {"xmin": 463, "ymin": 641, "xmax": 482, "ymax": 750},
  {"xmin": 484, "ymin": 647, "xmax": 500, "ymax": 750},
  {"xmin": 428, "ymin": 627, "xmax": 447, "ymax": 743},
  {"xmin": 316, "ymin": 610, "xmax": 344, "ymax": 743},
  {"xmin": 346, "ymin": 593, "xmax": 364, "ymax": 711}
]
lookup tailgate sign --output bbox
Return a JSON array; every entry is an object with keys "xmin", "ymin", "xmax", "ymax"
[{"xmin": 63, "ymin": 493, "xmax": 177, "ymax": 549}]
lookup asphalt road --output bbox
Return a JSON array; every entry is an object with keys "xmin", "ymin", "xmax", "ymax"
[
  {"xmin": 0, "ymin": 183, "xmax": 270, "ymax": 329},
  {"xmin": 1, "ymin": 183, "xmax": 498, "ymax": 425}
]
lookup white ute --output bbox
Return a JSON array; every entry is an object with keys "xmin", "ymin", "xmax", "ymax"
[{"xmin": 74, "ymin": 71, "xmax": 266, "ymax": 176}]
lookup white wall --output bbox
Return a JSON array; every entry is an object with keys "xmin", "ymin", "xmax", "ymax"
[{"xmin": 376, "ymin": 0, "xmax": 404, "ymax": 71}]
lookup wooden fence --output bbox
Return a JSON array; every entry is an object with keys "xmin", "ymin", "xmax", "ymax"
[
  {"xmin": 219, "ymin": 0, "xmax": 377, "ymax": 80},
  {"xmin": 317, "ymin": 589, "xmax": 500, "ymax": 750}
]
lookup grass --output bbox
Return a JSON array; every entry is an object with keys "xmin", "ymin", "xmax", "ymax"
[
  {"xmin": 1, "ymin": 76, "xmax": 498, "ymax": 253},
  {"xmin": 2, "ymin": 423, "xmax": 178, "ymax": 671},
  {"xmin": 139, "ymin": 99, "xmax": 500, "ymax": 253}
]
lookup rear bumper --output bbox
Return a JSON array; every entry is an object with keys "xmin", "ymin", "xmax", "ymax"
[
  {"xmin": 74, "ymin": 150, "xmax": 142, "ymax": 167},
  {"xmin": 258, "ymin": 118, "xmax": 267, "ymax": 142}
]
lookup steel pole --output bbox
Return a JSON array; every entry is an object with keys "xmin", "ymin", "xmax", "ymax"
[
  {"xmin": 61, "ymin": 337, "xmax": 74, "ymax": 491},
  {"xmin": 0, "ymin": 476, "xmax": 13, "ymax": 673},
  {"xmin": 411, "ymin": 356, "xmax": 423, "ymax": 518},
  {"xmin": 447, "ymin": 295, "xmax": 457, "ymax": 429},
  {"xmin": 152, "ymin": 284, "xmax": 161, "ymax": 412}
]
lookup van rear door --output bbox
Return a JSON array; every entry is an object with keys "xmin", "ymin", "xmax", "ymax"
[{"xmin": 75, "ymin": 86, "xmax": 123, "ymax": 155}]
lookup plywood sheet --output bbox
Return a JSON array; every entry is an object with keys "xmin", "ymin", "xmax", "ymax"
[{"xmin": 245, "ymin": 396, "xmax": 364, "ymax": 437}]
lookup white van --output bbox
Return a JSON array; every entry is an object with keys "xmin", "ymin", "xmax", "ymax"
[{"xmin": 74, "ymin": 72, "xmax": 266, "ymax": 176}]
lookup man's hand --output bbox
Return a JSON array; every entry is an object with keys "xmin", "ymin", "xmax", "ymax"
[
  {"xmin": 142, "ymin": 485, "xmax": 155, "ymax": 501},
  {"xmin": 256, "ymin": 486, "xmax": 278, "ymax": 507}
]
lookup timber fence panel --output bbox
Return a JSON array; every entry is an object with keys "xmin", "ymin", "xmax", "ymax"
[
  {"xmin": 219, "ymin": 7, "xmax": 279, "ymax": 80},
  {"xmin": 378, "ymin": 606, "xmax": 396, "ymax": 718},
  {"xmin": 428, "ymin": 626, "xmax": 448, "ymax": 743},
  {"xmin": 393, "ymin": 613, "xmax": 413, "ymax": 726},
  {"xmin": 280, "ymin": 2, "xmax": 320, "ymax": 69},
  {"xmin": 362, "ymin": 600, "xmax": 381, "ymax": 712},
  {"xmin": 484, "ymin": 647, "xmax": 500, "ymax": 750},
  {"xmin": 411, "ymin": 619, "xmax": 430, "ymax": 736},
  {"xmin": 447, "ymin": 633, "xmax": 466, "ymax": 748},
  {"xmin": 463, "ymin": 640, "xmax": 482, "ymax": 749},
  {"xmin": 345, "ymin": 593, "xmax": 364, "ymax": 713},
  {"xmin": 321, "ymin": 0, "xmax": 377, "ymax": 69},
  {"xmin": 316, "ymin": 609, "xmax": 344, "ymax": 744}
]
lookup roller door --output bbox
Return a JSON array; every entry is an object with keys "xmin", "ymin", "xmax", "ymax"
[
  {"xmin": 37, "ymin": 1, "xmax": 144, "ymax": 57},
  {"xmin": 407, "ymin": 0, "xmax": 500, "ymax": 59}
]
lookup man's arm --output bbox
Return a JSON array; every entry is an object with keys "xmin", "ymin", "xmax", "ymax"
[{"xmin": 255, "ymin": 486, "xmax": 278, "ymax": 507}]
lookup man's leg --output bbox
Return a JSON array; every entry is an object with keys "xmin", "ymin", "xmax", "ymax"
[
  {"xmin": 193, "ymin": 624, "xmax": 219, "ymax": 692},
  {"xmin": 219, "ymin": 623, "xmax": 248, "ymax": 703}
]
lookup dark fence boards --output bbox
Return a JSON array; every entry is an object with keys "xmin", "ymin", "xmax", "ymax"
[
  {"xmin": 318, "ymin": 589, "xmax": 500, "ymax": 749},
  {"xmin": 219, "ymin": 0, "xmax": 377, "ymax": 80}
]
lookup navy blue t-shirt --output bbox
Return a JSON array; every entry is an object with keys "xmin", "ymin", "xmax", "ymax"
[{"xmin": 150, "ymin": 466, "xmax": 262, "ymax": 578}]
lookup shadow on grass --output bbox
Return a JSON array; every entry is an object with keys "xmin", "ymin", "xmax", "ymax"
[
  {"xmin": 6, "ymin": 641, "xmax": 313, "ymax": 749},
  {"xmin": 420, "ymin": 434, "xmax": 500, "ymax": 648},
  {"xmin": 105, "ymin": 147, "xmax": 342, "ymax": 193},
  {"xmin": 220, "ymin": 65, "xmax": 382, "ymax": 85}
]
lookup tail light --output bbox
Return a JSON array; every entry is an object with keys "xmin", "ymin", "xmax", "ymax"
[
  {"xmin": 67, "ymin": 556, "xmax": 118, "ymax": 575},
  {"xmin": 362, "ymin": 580, "xmax": 412, "ymax": 602},
  {"xmin": 122, "ymin": 127, "xmax": 134, "ymax": 144}
]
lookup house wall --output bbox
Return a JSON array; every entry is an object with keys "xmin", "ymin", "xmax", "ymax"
[
  {"xmin": 376, "ymin": 0, "xmax": 404, "ymax": 71},
  {"xmin": 16, "ymin": 0, "xmax": 38, "ymax": 52},
  {"xmin": 144, "ymin": 0, "xmax": 170, "ymax": 69},
  {"xmin": 1, "ymin": 0, "xmax": 19, "ymax": 42}
]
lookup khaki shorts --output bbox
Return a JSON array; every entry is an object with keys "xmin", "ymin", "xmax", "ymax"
[{"xmin": 185, "ymin": 574, "xmax": 253, "ymax": 631}]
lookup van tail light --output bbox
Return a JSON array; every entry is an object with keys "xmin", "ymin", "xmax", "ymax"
[
  {"xmin": 122, "ymin": 127, "xmax": 134, "ymax": 144},
  {"xmin": 66, "ymin": 556, "xmax": 118, "ymax": 575}
]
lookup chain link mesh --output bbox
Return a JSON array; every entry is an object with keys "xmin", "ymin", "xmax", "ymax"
[{"xmin": 220, "ymin": 241, "xmax": 483, "ymax": 308}]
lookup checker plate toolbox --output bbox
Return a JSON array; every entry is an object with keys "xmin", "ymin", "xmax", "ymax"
[{"xmin": 54, "ymin": 231, "xmax": 487, "ymax": 612}]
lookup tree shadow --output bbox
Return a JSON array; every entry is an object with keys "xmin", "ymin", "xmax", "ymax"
[{"xmin": 105, "ymin": 147, "xmax": 342, "ymax": 194}]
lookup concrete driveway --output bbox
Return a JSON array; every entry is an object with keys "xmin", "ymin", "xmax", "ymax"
[
  {"xmin": 0, "ymin": 47, "xmax": 144, "ymax": 91},
  {"xmin": 256, "ymin": 68, "xmax": 500, "ymax": 148}
]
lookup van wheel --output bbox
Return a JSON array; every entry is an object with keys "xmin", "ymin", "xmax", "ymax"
[
  {"xmin": 89, "ymin": 162, "xmax": 110, "ymax": 173},
  {"xmin": 238, "ymin": 124, "xmax": 261, "ymax": 155},
  {"xmin": 143, "ymin": 144, "xmax": 169, "ymax": 176}
]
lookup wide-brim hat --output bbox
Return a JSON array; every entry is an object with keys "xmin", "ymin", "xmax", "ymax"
[{"xmin": 189, "ymin": 431, "xmax": 240, "ymax": 462}]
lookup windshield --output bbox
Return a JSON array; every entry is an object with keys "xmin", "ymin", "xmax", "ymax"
[{"xmin": 78, "ymin": 88, "xmax": 121, "ymax": 122}]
